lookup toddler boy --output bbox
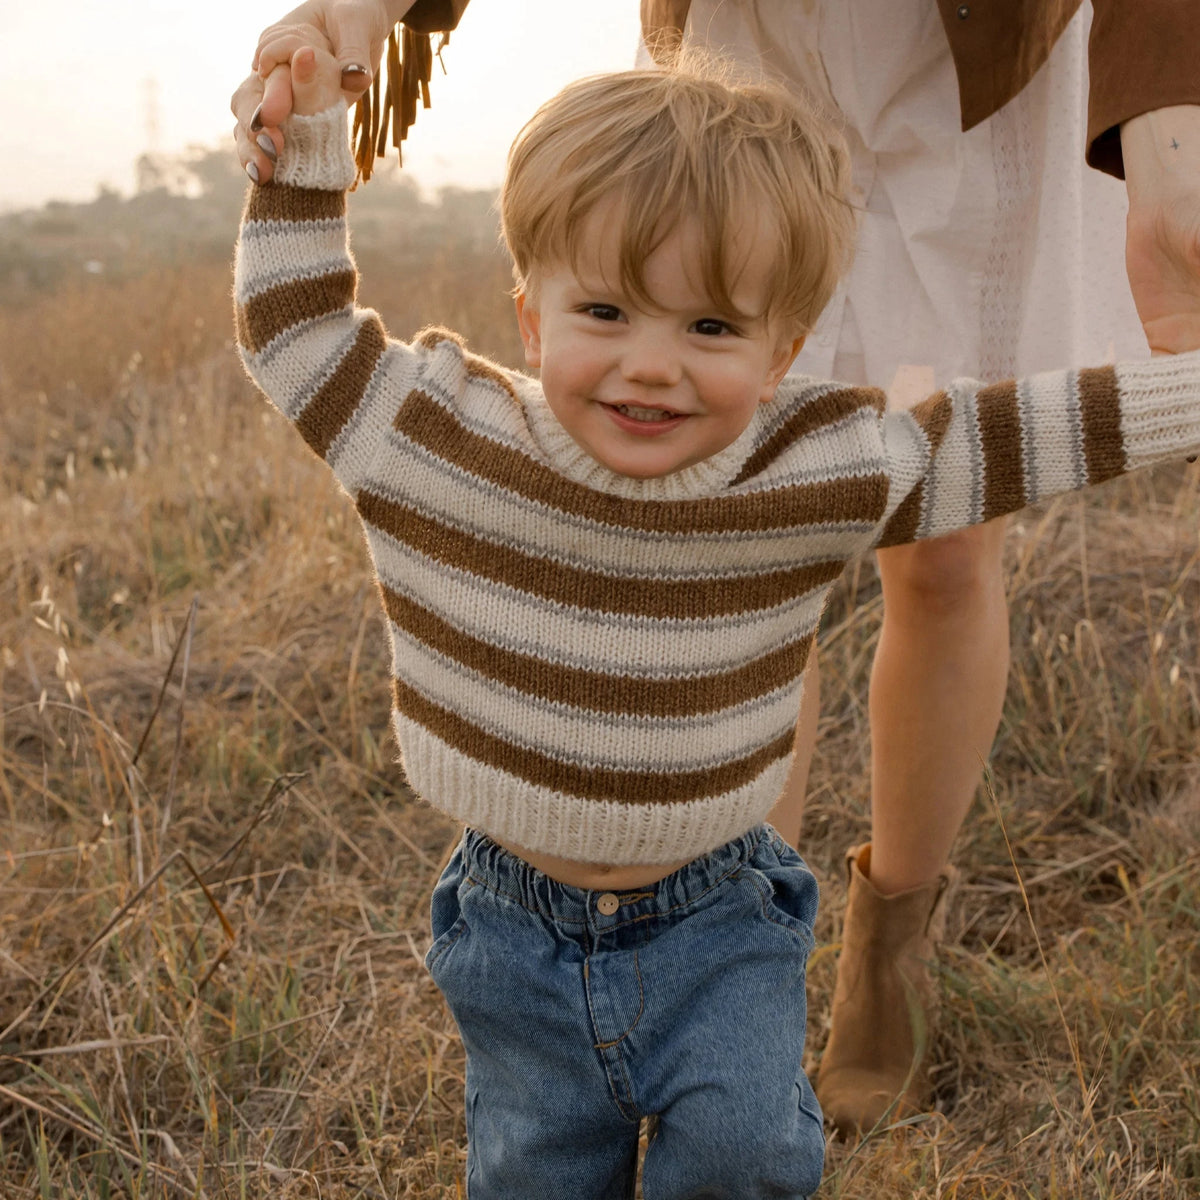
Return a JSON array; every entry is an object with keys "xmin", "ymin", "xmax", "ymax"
[{"xmin": 234, "ymin": 44, "xmax": 1200, "ymax": 1199}]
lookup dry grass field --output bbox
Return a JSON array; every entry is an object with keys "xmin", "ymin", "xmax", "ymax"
[{"xmin": 1, "ymin": 175, "xmax": 1198, "ymax": 1197}]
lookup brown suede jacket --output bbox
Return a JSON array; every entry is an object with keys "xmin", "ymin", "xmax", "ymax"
[
  {"xmin": 401, "ymin": 0, "xmax": 470, "ymax": 32},
  {"xmin": 639, "ymin": 0, "xmax": 1200, "ymax": 179}
]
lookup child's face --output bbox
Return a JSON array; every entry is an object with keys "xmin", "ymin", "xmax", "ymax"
[{"xmin": 515, "ymin": 210, "xmax": 803, "ymax": 479}]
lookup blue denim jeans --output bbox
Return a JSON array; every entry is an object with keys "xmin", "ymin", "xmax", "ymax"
[{"xmin": 425, "ymin": 825, "xmax": 825, "ymax": 1199}]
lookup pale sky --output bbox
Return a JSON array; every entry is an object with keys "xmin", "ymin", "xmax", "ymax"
[{"xmin": 1, "ymin": 2, "xmax": 643, "ymax": 211}]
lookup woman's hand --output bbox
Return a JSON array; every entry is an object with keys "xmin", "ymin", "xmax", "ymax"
[
  {"xmin": 1122, "ymin": 106, "xmax": 1200, "ymax": 356},
  {"xmin": 231, "ymin": 0, "xmax": 413, "ymax": 182}
]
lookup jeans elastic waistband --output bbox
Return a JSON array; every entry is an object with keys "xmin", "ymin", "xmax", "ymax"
[{"xmin": 458, "ymin": 824, "xmax": 784, "ymax": 937}]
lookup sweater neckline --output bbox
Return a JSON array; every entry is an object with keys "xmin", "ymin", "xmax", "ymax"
[{"xmin": 521, "ymin": 384, "xmax": 758, "ymax": 500}]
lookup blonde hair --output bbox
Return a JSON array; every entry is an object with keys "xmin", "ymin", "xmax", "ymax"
[{"xmin": 500, "ymin": 59, "xmax": 855, "ymax": 335}]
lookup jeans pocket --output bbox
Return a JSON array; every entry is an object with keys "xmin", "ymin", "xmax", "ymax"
[
  {"xmin": 426, "ymin": 848, "xmax": 472, "ymax": 978},
  {"xmin": 425, "ymin": 911, "xmax": 469, "ymax": 978},
  {"xmin": 748, "ymin": 860, "xmax": 818, "ymax": 953}
]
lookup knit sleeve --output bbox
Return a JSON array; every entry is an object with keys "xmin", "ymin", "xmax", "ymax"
[
  {"xmin": 874, "ymin": 352, "xmax": 1200, "ymax": 548},
  {"xmin": 233, "ymin": 103, "xmax": 423, "ymax": 494}
]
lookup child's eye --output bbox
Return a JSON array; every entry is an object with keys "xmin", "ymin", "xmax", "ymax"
[
  {"xmin": 692, "ymin": 318, "xmax": 735, "ymax": 337},
  {"xmin": 582, "ymin": 304, "xmax": 622, "ymax": 322}
]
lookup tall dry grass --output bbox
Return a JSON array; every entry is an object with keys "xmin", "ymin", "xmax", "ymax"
[{"xmin": 1, "ymin": 202, "xmax": 1197, "ymax": 1197}]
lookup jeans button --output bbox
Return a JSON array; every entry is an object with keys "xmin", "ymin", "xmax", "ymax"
[{"xmin": 596, "ymin": 892, "xmax": 620, "ymax": 916}]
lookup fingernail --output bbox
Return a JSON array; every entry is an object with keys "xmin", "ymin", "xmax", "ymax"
[
  {"xmin": 342, "ymin": 64, "xmax": 369, "ymax": 77},
  {"xmin": 256, "ymin": 133, "xmax": 277, "ymax": 162},
  {"xmin": 246, "ymin": 161, "xmax": 260, "ymax": 184},
  {"xmin": 250, "ymin": 105, "xmax": 263, "ymax": 133}
]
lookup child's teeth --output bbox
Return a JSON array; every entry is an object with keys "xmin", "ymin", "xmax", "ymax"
[{"xmin": 617, "ymin": 404, "xmax": 674, "ymax": 422}]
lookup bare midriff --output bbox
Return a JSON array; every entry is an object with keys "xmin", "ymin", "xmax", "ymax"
[{"xmin": 494, "ymin": 837, "xmax": 694, "ymax": 891}]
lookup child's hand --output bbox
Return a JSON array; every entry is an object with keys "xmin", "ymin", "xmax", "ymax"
[{"xmin": 290, "ymin": 43, "xmax": 346, "ymax": 117}]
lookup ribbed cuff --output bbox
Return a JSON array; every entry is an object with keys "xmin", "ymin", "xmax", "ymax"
[
  {"xmin": 276, "ymin": 103, "xmax": 357, "ymax": 192},
  {"xmin": 1116, "ymin": 350, "xmax": 1200, "ymax": 468}
]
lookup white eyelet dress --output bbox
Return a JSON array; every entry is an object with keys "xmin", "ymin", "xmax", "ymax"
[{"xmin": 667, "ymin": 0, "xmax": 1146, "ymax": 399}]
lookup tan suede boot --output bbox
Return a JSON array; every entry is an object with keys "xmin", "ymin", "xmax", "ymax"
[{"xmin": 815, "ymin": 844, "xmax": 955, "ymax": 1136}]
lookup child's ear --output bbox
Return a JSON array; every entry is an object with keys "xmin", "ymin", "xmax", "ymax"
[
  {"xmin": 760, "ymin": 335, "xmax": 806, "ymax": 403},
  {"xmin": 515, "ymin": 293, "xmax": 542, "ymax": 369}
]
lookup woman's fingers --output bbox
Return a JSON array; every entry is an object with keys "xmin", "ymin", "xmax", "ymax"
[
  {"xmin": 231, "ymin": 69, "xmax": 287, "ymax": 184},
  {"xmin": 259, "ymin": 28, "xmax": 375, "ymax": 99}
]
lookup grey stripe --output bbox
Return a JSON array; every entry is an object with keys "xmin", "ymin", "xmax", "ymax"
[{"xmin": 241, "ymin": 215, "xmax": 344, "ymax": 242}]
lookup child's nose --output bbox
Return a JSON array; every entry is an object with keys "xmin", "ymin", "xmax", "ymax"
[{"xmin": 621, "ymin": 325, "xmax": 682, "ymax": 387}]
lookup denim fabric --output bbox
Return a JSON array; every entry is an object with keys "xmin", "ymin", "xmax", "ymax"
[{"xmin": 425, "ymin": 825, "xmax": 825, "ymax": 1199}]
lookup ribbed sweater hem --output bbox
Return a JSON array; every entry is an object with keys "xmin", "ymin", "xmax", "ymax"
[{"xmin": 392, "ymin": 714, "xmax": 791, "ymax": 865}]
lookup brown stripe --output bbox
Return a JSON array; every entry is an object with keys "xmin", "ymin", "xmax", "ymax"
[
  {"xmin": 465, "ymin": 352, "xmax": 519, "ymax": 399},
  {"xmin": 392, "ymin": 388, "xmax": 890, "ymax": 534},
  {"xmin": 908, "ymin": 391, "xmax": 954, "ymax": 456},
  {"xmin": 238, "ymin": 268, "xmax": 357, "ymax": 355},
  {"xmin": 381, "ymin": 583, "xmax": 814, "ymax": 716},
  {"xmin": 360, "ymin": 491, "xmax": 844, "ymax": 619},
  {"xmin": 393, "ymin": 679, "xmax": 796, "ymax": 804},
  {"xmin": 245, "ymin": 185, "xmax": 346, "ymax": 225},
  {"xmin": 295, "ymin": 318, "xmax": 387, "ymax": 459},
  {"xmin": 1078, "ymin": 365, "xmax": 1125, "ymax": 484},
  {"xmin": 731, "ymin": 386, "xmax": 886, "ymax": 485},
  {"xmin": 977, "ymin": 379, "xmax": 1026, "ymax": 522},
  {"xmin": 875, "ymin": 481, "xmax": 924, "ymax": 549},
  {"xmin": 414, "ymin": 324, "xmax": 464, "ymax": 351}
]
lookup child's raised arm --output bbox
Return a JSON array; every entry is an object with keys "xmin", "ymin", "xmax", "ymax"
[
  {"xmin": 233, "ymin": 42, "xmax": 425, "ymax": 496},
  {"xmin": 873, "ymin": 356, "xmax": 1200, "ymax": 547}
]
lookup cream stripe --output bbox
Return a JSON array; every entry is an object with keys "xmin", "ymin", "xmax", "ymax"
[
  {"xmin": 389, "ymin": 625, "xmax": 805, "ymax": 770},
  {"xmin": 417, "ymin": 369, "xmax": 864, "ymax": 472},
  {"xmin": 369, "ymin": 530, "xmax": 830, "ymax": 675},
  {"xmin": 243, "ymin": 320, "xmax": 361, "ymax": 423},
  {"xmin": 236, "ymin": 234, "xmax": 351, "ymax": 305},
  {"xmin": 1018, "ymin": 371, "xmax": 1086, "ymax": 500},
  {"xmin": 731, "ymin": 409, "xmax": 888, "ymax": 491},
  {"xmin": 920, "ymin": 384, "xmax": 984, "ymax": 538},
  {"xmin": 392, "ymin": 384, "xmax": 889, "ymax": 534},
  {"xmin": 242, "ymin": 309, "xmax": 365, "ymax": 410},
  {"xmin": 324, "ymin": 344, "xmax": 422, "ymax": 490},
  {"xmin": 878, "ymin": 411, "xmax": 931, "ymax": 526},
  {"xmin": 392, "ymin": 714, "xmax": 791, "ymax": 864},
  {"xmin": 368, "ymin": 433, "xmax": 874, "ymax": 577},
  {"xmin": 748, "ymin": 377, "xmax": 877, "ymax": 449},
  {"xmin": 410, "ymin": 365, "xmax": 544, "ymax": 460},
  {"xmin": 236, "ymin": 254, "xmax": 353, "ymax": 309}
]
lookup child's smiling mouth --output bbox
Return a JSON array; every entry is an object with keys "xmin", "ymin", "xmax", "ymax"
[{"xmin": 606, "ymin": 402, "xmax": 687, "ymax": 428}]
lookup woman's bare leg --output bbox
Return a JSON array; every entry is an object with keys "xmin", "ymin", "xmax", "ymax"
[
  {"xmin": 868, "ymin": 519, "xmax": 1010, "ymax": 893},
  {"xmin": 816, "ymin": 518, "xmax": 1010, "ymax": 1132}
]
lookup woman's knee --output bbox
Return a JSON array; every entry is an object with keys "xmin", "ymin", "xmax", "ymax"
[{"xmin": 876, "ymin": 519, "xmax": 1008, "ymax": 618}]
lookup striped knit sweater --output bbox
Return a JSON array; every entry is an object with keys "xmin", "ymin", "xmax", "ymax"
[{"xmin": 234, "ymin": 104, "xmax": 1200, "ymax": 865}]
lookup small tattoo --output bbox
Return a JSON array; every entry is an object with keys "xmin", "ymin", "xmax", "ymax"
[{"xmin": 1171, "ymin": 138, "xmax": 1181, "ymax": 150}]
